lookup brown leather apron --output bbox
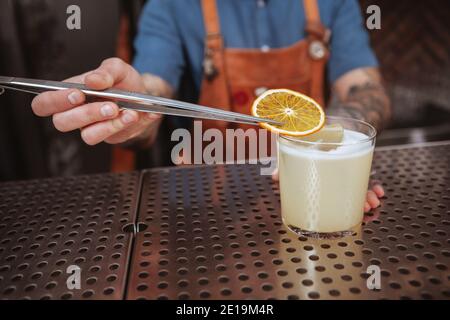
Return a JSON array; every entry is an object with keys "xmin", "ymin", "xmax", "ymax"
[{"xmin": 194, "ymin": 0, "xmax": 329, "ymax": 161}]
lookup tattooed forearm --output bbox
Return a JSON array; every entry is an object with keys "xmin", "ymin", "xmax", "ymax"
[{"xmin": 327, "ymin": 68, "xmax": 391, "ymax": 132}]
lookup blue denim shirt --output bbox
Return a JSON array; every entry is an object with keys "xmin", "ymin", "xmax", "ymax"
[{"xmin": 133, "ymin": 0, "xmax": 378, "ymax": 92}]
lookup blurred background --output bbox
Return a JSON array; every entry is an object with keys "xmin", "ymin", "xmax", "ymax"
[{"xmin": 0, "ymin": 0, "xmax": 449, "ymax": 182}]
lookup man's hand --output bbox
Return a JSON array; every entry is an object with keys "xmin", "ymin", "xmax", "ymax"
[
  {"xmin": 271, "ymin": 169, "xmax": 384, "ymax": 213},
  {"xmin": 31, "ymin": 58, "xmax": 162, "ymax": 146},
  {"xmin": 364, "ymin": 181, "xmax": 384, "ymax": 212}
]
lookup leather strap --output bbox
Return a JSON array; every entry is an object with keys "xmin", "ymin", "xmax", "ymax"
[
  {"xmin": 303, "ymin": 0, "xmax": 328, "ymax": 106},
  {"xmin": 199, "ymin": 0, "xmax": 231, "ymax": 114},
  {"xmin": 303, "ymin": 0, "xmax": 329, "ymax": 42},
  {"xmin": 201, "ymin": 0, "xmax": 224, "ymax": 51},
  {"xmin": 202, "ymin": 0, "xmax": 220, "ymax": 35},
  {"xmin": 304, "ymin": 0, "xmax": 320, "ymax": 22}
]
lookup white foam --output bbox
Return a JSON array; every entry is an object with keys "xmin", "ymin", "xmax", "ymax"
[{"xmin": 279, "ymin": 130, "xmax": 373, "ymax": 160}]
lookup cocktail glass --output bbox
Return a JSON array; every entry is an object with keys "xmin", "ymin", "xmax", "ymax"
[{"xmin": 278, "ymin": 116, "xmax": 376, "ymax": 239}]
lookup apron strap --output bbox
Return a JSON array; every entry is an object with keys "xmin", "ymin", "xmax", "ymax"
[
  {"xmin": 303, "ymin": 0, "xmax": 330, "ymax": 43},
  {"xmin": 202, "ymin": 0, "xmax": 221, "ymax": 42},
  {"xmin": 303, "ymin": 0, "xmax": 329, "ymax": 106},
  {"xmin": 201, "ymin": 0, "xmax": 224, "ymax": 54},
  {"xmin": 304, "ymin": 0, "xmax": 320, "ymax": 21},
  {"xmin": 201, "ymin": 0, "xmax": 227, "ymax": 82},
  {"xmin": 200, "ymin": 0, "xmax": 231, "ymax": 112}
]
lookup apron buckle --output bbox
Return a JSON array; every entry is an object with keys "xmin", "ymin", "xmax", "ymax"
[
  {"xmin": 309, "ymin": 40, "xmax": 327, "ymax": 60},
  {"xmin": 203, "ymin": 48, "xmax": 219, "ymax": 81}
]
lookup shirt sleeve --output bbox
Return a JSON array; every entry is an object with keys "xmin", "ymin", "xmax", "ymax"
[
  {"xmin": 133, "ymin": 0, "xmax": 185, "ymax": 91},
  {"xmin": 327, "ymin": 0, "xmax": 378, "ymax": 83}
]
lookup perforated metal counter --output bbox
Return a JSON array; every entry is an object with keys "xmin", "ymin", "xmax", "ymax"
[{"xmin": 0, "ymin": 141, "xmax": 449, "ymax": 300}]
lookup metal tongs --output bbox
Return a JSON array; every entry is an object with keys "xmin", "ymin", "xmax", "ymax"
[{"xmin": 0, "ymin": 76, "xmax": 282, "ymax": 126}]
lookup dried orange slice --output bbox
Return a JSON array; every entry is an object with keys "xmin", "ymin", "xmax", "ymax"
[{"xmin": 251, "ymin": 89, "xmax": 325, "ymax": 136}]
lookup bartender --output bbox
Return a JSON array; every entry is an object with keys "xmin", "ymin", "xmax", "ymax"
[{"xmin": 31, "ymin": 0, "xmax": 391, "ymax": 212}]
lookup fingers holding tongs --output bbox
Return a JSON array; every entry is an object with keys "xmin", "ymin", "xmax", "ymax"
[{"xmin": 0, "ymin": 76, "xmax": 282, "ymax": 126}]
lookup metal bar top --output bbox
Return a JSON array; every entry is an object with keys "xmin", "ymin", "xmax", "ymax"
[{"xmin": 0, "ymin": 141, "xmax": 449, "ymax": 300}]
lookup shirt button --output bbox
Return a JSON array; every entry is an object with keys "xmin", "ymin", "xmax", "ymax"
[{"xmin": 257, "ymin": 0, "xmax": 266, "ymax": 8}]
